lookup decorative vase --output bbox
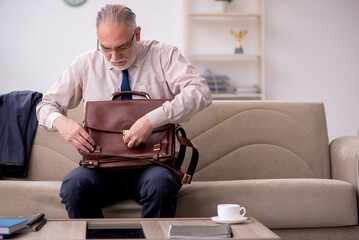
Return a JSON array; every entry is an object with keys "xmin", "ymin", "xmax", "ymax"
[{"xmin": 215, "ymin": 1, "xmax": 228, "ymax": 13}]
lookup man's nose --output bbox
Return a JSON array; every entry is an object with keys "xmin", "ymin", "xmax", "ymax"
[{"xmin": 111, "ymin": 51, "xmax": 122, "ymax": 60}]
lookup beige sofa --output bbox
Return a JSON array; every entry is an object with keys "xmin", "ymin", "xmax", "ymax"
[{"xmin": 1, "ymin": 100, "xmax": 359, "ymax": 239}]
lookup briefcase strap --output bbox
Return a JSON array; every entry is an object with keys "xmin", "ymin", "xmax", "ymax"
[
  {"xmin": 174, "ymin": 126, "xmax": 198, "ymax": 184},
  {"xmin": 148, "ymin": 126, "xmax": 198, "ymax": 184}
]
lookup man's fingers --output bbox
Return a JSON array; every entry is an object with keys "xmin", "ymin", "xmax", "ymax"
[
  {"xmin": 54, "ymin": 116, "xmax": 95, "ymax": 152},
  {"xmin": 123, "ymin": 133, "xmax": 130, "ymax": 144},
  {"xmin": 77, "ymin": 135, "xmax": 94, "ymax": 152},
  {"xmin": 70, "ymin": 137, "xmax": 89, "ymax": 152},
  {"xmin": 71, "ymin": 139, "xmax": 93, "ymax": 153},
  {"xmin": 127, "ymin": 136, "xmax": 139, "ymax": 149},
  {"xmin": 123, "ymin": 116, "xmax": 153, "ymax": 149},
  {"xmin": 69, "ymin": 126, "xmax": 94, "ymax": 152},
  {"xmin": 123, "ymin": 131, "xmax": 137, "ymax": 148},
  {"xmin": 78, "ymin": 128, "xmax": 95, "ymax": 149}
]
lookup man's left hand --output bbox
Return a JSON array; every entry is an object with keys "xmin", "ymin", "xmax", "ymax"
[{"xmin": 123, "ymin": 115, "xmax": 154, "ymax": 148}]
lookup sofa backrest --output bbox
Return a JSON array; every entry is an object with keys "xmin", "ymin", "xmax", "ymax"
[
  {"xmin": 181, "ymin": 101, "xmax": 331, "ymax": 181},
  {"xmin": 25, "ymin": 100, "xmax": 331, "ymax": 181}
]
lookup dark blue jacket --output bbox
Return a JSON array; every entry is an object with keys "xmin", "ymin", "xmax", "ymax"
[{"xmin": 0, "ymin": 90, "xmax": 42, "ymax": 177}]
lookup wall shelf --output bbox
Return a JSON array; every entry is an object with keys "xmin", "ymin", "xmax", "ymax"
[
  {"xmin": 183, "ymin": 0, "xmax": 266, "ymax": 100},
  {"xmin": 187, "ymin": 13, "xmax": 261, "ymax": 18},
  {"xmin": 187, "ymin": 54, "xmax": 260, "ymax": 59},
  {"xmin": 212, "ymin": 93, "xmax": 262, "ymax": 100}
]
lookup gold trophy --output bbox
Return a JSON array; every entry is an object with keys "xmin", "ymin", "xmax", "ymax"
[{"xmin": 231, "ymin": 30, "xmax": 247, "ymax": 54}]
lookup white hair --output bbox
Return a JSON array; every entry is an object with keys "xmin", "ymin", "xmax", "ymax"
[{"xmin": 96, "ymin": 4, "xmax": 137, "ymax": 32}]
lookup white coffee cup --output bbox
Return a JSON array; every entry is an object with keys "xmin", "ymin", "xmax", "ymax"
[{"xmin": 217, "ymin": 204, "xmax": 246, "ymax": 220}]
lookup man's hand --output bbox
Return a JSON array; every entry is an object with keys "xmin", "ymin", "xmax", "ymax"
[
  {"xmin": 123, "ymin": 115, "xmax": 154, "ymax": 148},
  {"xmin": 53, "ymin": 115, "xmax": 95, "ymax": 152}
]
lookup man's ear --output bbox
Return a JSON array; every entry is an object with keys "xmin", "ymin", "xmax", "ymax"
[{"xmin": 135, "ymin": 26, "xmax": 141, "ymax": 41}]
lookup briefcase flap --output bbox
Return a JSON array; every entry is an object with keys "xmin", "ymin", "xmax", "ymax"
[{"xmin": 84, "ymin": 99, "xmax": 170, "ymax": 132}]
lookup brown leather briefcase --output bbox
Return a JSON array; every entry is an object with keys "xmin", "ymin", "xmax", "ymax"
[{"xmin": 78, "ymin": 91, "xmax": 198, "ymax": 184}]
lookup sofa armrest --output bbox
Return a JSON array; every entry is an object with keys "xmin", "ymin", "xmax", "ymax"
[{"xmin": 330, "ymin": 136, "xmax": 359, "ymax": 193}]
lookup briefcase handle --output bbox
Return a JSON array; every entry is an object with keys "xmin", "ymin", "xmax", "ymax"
[{"xmin": 111, "ymin": 91, "xmax": 151, "ymax": 100}]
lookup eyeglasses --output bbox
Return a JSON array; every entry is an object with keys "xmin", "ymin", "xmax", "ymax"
[{"xmin": 97, "ymin": 29, "xmax": 136, "ymax": 54}]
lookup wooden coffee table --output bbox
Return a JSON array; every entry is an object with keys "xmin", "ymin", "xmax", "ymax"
[{"xmin": 11, "ymin": 217, "xmax": 280, "ymax": 240}]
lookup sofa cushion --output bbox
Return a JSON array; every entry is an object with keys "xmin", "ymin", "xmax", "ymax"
[
  {"xmin": 0, "ymin": 179, "xmax": 143, "ymax": 219},
  {"xmin": 0, "ymin": 178, "xmax": 356, "ymax": 230},
  {"xmin": 0, "ymin": 181, "xmax": 67, "ymax": 218},
  {"xmin": 20, "ymin": 103, "xmax": 85, "ymax": 181},
  {"xmin": 181, "ymin": 101, "xmax": 331, "ymax": 180},
  {"xmin": 176, "ymin": 178, "xmax": 358, "ymax": 228},
  {"xmin": 23, "ymin": 125, "xmax": 81, "ymax": 181}
]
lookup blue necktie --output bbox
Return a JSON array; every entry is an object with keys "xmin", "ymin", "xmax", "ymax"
[{"xmin": 121, "ymin": 69, "xmax": 132, "ymax": 100}]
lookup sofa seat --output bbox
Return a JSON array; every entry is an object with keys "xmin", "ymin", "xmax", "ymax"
[
  {"xmin": 176, "ymin": 178, "xmax": 358, "ymax": 229},
  {"xmin": 2, "ymin": 177, "xmax": 355, "ymax": 231},
  {"xmin": 0, "ymin": 181, "xmax": 65, "ymax": 218},
  {"xmin": 0, "ymin": 180, "xmax": 143, "ymax": 219}
]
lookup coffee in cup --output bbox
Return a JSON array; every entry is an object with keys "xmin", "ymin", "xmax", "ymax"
[{"xmin": 217, "ymin": 204, "xmax": 246, "ymax": 220}]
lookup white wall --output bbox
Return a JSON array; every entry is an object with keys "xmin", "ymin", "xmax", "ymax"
[
  {"xmin": 1, "ymin": 0, "xmax": 358, "ymax": 141},
  {"xmin": 0, "ymin": 0, "xmax": 183, "ymax": 93},
  {"xmin": 266, "ymin": 0, "xmax": 359, "ymax": 140}
]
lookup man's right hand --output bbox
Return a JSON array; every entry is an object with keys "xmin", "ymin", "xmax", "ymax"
[{"xmin": 53, "ymin": 115, "xmax": 95, "ymax": 153}]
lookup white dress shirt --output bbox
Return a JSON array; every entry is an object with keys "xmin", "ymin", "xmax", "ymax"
[{"xmin": 36, "ymin": 40, "xmax": 212, "ymax": 130}]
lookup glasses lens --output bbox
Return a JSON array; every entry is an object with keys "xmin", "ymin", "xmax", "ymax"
[{"xmin": 97, "ymin": 29, "xmax": 136, "ymax": 53}]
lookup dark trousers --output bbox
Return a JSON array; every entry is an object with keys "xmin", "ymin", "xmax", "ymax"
[{"xmin": 59, "ymin": 165, "xmax": 180, "ymax": 218}]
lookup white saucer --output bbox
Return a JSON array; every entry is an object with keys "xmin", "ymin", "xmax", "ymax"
[{"xmin": 211, "ymin": 216, "xmax": 248, "ymax": 224}]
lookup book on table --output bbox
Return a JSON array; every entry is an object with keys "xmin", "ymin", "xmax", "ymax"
[
  {"xmin": 0, "ymin": 213, "xmax": 46, "ymax": 237},
  {"xmin": 17, "ymin": 213, "xmax": 47, "ymax": 232},
  {"xmin": 0, "ymin": 218, "xmax": 27, "ymax": 235},
  {"xmin": 22, "ymin": 213, "xmax": 45, "ymax": 227},
  {"xmin": 168, "ymin": 224, "xmax": 233, "ymax": 239}
]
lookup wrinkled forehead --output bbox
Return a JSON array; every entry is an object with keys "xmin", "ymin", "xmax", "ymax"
[{"xmin": 97, "ymin": 22, "xmax": 133, "ymax": 46}]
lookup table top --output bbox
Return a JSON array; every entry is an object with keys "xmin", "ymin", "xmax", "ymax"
[{"xmin": 10, "ymin": 217, "xmax": 280, "ymax": 240}]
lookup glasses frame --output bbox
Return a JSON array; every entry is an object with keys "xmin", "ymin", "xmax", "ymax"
[{"xmin": 97, "ymin": 29, "xmax": 137, "ymax": 54}]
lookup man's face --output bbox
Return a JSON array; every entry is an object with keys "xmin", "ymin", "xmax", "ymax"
[{"xmin": 97, "ymin": 22, "xmax": 140, "ymax": 69}]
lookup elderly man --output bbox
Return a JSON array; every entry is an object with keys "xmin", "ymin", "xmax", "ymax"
[{"xmin": 36, "ymin": 4, "xmax": 212, "ymax": 218}]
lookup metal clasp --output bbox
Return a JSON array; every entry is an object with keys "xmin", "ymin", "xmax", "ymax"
[
  {"xmin": 181, "ymin": 174, "xmax": 191, "ymax": 185},
  {"xmin": 153, "ymin": 144, "xmax": 161, "ymax": 151}
]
